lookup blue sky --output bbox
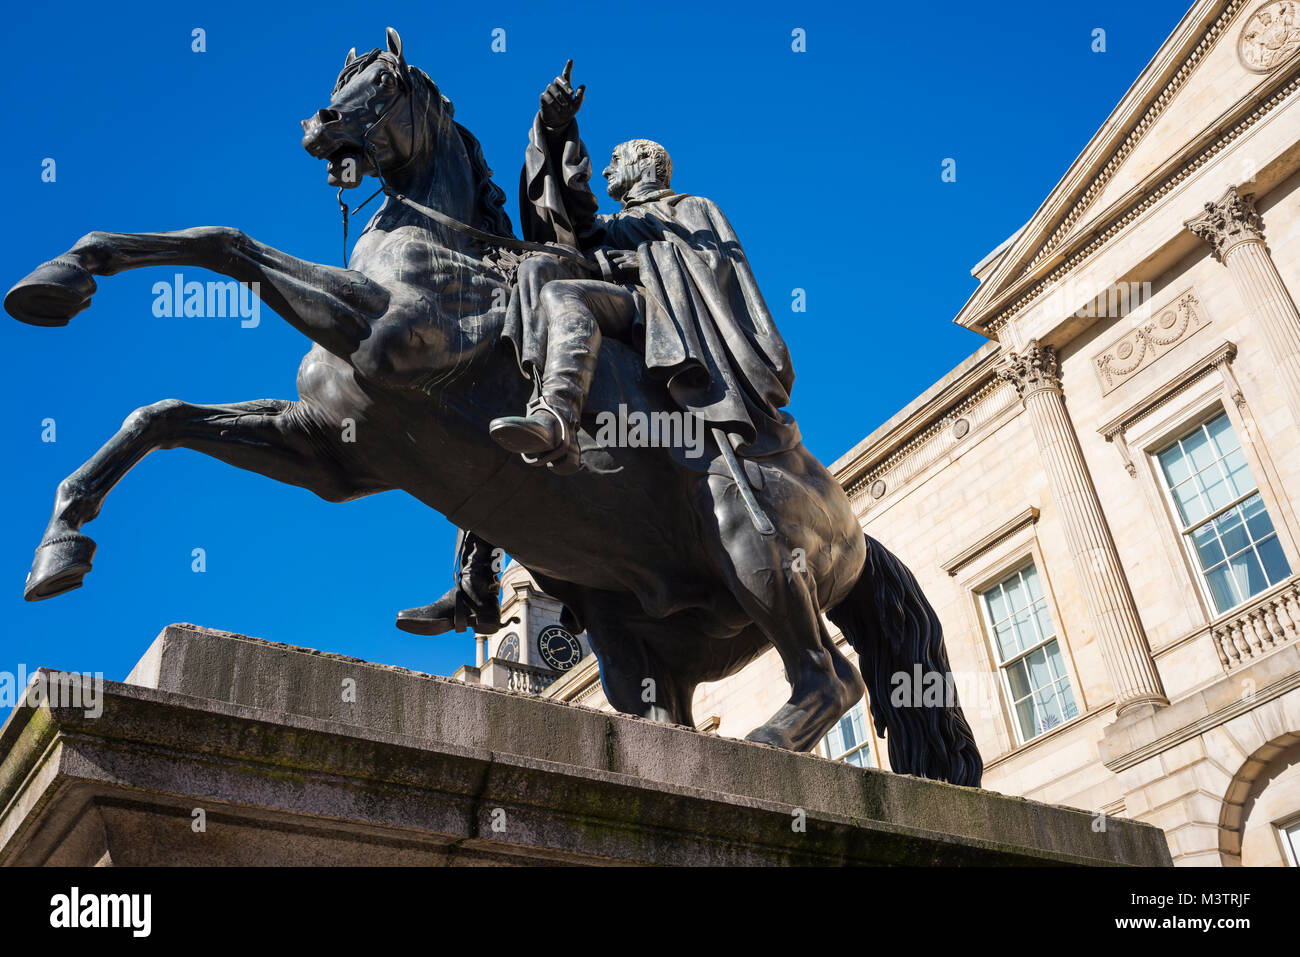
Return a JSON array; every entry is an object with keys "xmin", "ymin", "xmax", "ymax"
[{"xmin": 0, "ymin": 0, "xmax": 1194, "ymax": 693}]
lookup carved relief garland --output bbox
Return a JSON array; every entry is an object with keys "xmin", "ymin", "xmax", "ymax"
[{"xmin": 1094, "ymin": 290, "xmax": 1209, "ymax": 394}]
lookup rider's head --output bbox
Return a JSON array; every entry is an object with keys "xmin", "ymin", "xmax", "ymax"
[{"xmin": 603, "ymin": 140, "xmax": 672, "ymax": 203}]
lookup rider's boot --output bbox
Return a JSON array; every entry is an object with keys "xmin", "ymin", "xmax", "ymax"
[
  {"xmin": 488, "ymin": 319, "xmax": 598, "ymax": 476},
  {"xmin": 396, "ymin": 531, "xmax": 503, "ymax": 636}
]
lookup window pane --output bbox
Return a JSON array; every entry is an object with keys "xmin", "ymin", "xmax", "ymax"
[
  {"xmin": 1015, "ymin": 697, "xmax": 1038, "ymax": 741},
  {"xmin": 820, "ymin": 702, "xmax": 872, "ymax": 767},
  {"xmin": 1004, "ymin": 574, "xmax": 1027, "ymax": 615},
  {"xmin": 1205, "ymin": 564, "xmax": 1239, "ymax": 614},
  {"xmin": 994, "ymin": 621, "xmax": 1017, "ymax": 661},
  {"xmin": 1026, "ymin": 647, "xmax": 1051, "ymax": 691},
  {"xmin": 1206, "ymin": 413, "xmax": 1238, "ymax": 456},
  {"xmin": 1198, "ymin": 466, "xmax": 1234, "ymax": 513},
  {"xmin": 840, "ymin": 708, "xmax": 863, "ymax": 751},
  {"xmin": 984, "ymin": 585, "xmax": 1007, "ymax": 624},
  {"xmin": 843, "ymin": 748, "xmax": 871, "ymax": 769},
  {"xmin": 1192, "ymin": 523, "xmax": 1226, "ymax": 570},
  {"xmin": 1257, "ymin": 535, "xmax": 1291, "ymax": 586},
  {"xmin": 1229, "ymin": 550, "xmax": 1268, "ymax": 604},
  {"xmin": 1201, "ymin": 410, "xmax": 1232, "ymax": 452},
  {"xmin": 1216, "ymin": 507, "xmax": 1250, "ymax": 557},
  {"xmin": 1034, "ymin": 601, "xmax": 1055, "ymax": 641},
  {"xmin": 1242, "ymin": 494, "xmax": 1274, "ymax": 540},
  {"xmin": 825, "ymin": 723, "xmax": 843, "ymax": 756},
  {"xmin": 1285, "ymin": 824, "xmax": 1300, "ymax": 867},
  {"xmin": 1159, "ymin": 443, "xmax": 1189, "ymax": 486},
  {"xmin": 1023, "ymin": 564, "xmax": 1044, "ymax": 600},
  {"xmin": 1171, "ymin": 480, "xmax": 1206, "ymax": 526},
  {"xmin": 1013, "ymin": 609, "xmax": 1038, "ymax": 651},
  {"xmin": 1184, "ymin": 426, "xmax": 1217, "ymax": 473},
  {"xmin": 1035, "ymin": 687, "xmax": 1064, "ymax": 734},
  {"xmin": 1045, "ymin": 640, "xmax": 1068, "ymax": 681},
  {"xmin": 1006, "ymin": 659, "xmax": 1032, "ymax": 701},
  {"xmin": 1222, "ymin": 448, "xmax": 1256, "ymax": 499},
  {"xmin": 1059, "ymin": 681, "xmax": 1079, "ymax": 720}
]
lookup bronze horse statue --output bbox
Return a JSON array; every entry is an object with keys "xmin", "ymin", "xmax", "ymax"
[{"xmin": 4, "ymin": 30, "xmax": 981, "ymax": 785}]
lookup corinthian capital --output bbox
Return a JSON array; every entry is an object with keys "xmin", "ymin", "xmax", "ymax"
[
  {"xmin": 998, "ymin": 339, "xmax": 1061, "ymax": 398},
  {"xmin": 1185, "ymin": 186, "xmax": 1264, "ymax": 262}
]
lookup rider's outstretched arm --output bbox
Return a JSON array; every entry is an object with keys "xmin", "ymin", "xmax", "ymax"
[{"xmin": 518, "ymin": 61, "xmax": 600, "ymax": 247}]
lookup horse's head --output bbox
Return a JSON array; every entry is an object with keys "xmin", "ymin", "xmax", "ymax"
[
  {"xmin": 302, "ymin": 27, "xmax": 514, "ymax": 249},
  {"xmin": 301, "ymin": 27, "xmax": 444, "ymax": 190}
]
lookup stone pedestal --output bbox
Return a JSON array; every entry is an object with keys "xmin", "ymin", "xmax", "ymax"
[{"xmin": 0, "ymin": 624, "xmax": 1172, "ymax": 866}]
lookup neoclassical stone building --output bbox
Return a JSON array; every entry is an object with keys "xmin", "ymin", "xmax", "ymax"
[{"xmin": 457, "ymin": 0, "xmax": 1300, "ymax": 866}]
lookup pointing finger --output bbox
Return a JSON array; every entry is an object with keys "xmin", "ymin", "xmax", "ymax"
[{"xmin": 562, "ymin": 59, "xmax": 574, "ymax": 84}]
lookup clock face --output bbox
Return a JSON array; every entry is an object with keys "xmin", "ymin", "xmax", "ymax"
[
  {"xmin": 495, "ymin": 632, "xmax": 520, "ymax": 663},
  {"xmin": 537, "ymin": 625, "xmax": 581, "ymax": 672}
]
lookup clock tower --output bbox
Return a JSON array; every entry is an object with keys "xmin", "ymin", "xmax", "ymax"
[{"xmin": 454, "ymin": 560, "xmax": 590, "ymax": 694}]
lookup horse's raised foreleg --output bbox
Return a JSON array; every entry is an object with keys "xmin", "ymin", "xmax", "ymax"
[
  {"xmin": 5, "ymin": 228, "xmax": 388, "ymax": 360},
  {"xmin": 26, "ymin": 397, "xmax": 379, "ymax": 600}
]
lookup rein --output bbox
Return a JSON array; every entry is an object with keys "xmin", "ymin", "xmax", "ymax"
[{"xmin": 335, "ymin": 74, "xmax": 597, "ymax": 275}]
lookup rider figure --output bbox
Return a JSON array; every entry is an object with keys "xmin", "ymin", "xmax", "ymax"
[{"xmin": 398, "ymin": 60, "xmax": 797, "ymax": 638}]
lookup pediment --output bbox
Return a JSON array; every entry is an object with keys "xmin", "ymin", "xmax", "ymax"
[{"xmin": 956, "ymin": 0, "xmax": 1299, "ymax": 336}]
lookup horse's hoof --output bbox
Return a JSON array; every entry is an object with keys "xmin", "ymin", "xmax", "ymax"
[
  {"xmin": 24, "ymin": 534, "xmax": 96, "ymax": 601},
  {"xmin": 5, "ymin": 259, "xmax": 97, "ymax": 327},
  {"xmin": 744, "ymin": 726, "xmax": 790, "ymax": 749}
]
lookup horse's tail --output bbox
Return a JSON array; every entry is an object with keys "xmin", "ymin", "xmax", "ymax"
[{"xmin": 827, "ymin": 533, "xmax": 983, "ymax": 787}]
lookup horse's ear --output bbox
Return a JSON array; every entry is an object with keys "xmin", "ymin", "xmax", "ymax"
[
  {"xmin": 344, "ymin": 47, "xmax": 357, "ymax": 67},
  {"xmin": 386, "ymin": 27, "xmax": 407, "ymax": 73}
]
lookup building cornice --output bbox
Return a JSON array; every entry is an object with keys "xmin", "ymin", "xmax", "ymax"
[
  {"xmin": 982, "ymin": 63, "xmax": 1300, "ymax": 339},
  {"xmin": 832, "ymin": 343, "xmax": 1003, "ymax": 491},
  {"xmin": 940, "ymin": 507, "xmax": 1040, "ymax": 577},
  {"xmin": 839, "ymin": 369, "xmax": 1021, "ymax": 514}
]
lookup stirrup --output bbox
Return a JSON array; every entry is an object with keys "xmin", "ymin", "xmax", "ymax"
[{"xmin": 517, "ymin": 395, "xmax": 580, "ymax": 474}]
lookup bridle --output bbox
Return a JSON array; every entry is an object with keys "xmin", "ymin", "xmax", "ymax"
[{"xmin": 333, "ymin": 61, "xmax": 596, "ymax": 275}]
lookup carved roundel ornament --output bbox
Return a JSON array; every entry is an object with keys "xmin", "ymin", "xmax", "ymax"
[
  {"xmin": 1238, "ymin": 2, "xmax": 1300, "ymax": 73},
  {"xmin": 537, "ymin": 625, "xmax": 582, "ymax": 671}
]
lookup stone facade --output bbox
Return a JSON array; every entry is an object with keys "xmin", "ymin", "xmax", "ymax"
[{"xmin": 497, "ymin": 0, "xmax": 1300, "ymax": 866}]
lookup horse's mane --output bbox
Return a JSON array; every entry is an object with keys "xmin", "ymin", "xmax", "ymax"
[
  {"xmin": 452, "ymin": 117, "xmax": 514, "ymax": 239},
  {"xmin": 335, "ymin": 50, "xmax": 515, "ymax": 239}
]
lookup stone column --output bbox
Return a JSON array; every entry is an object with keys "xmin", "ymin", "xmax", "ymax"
[
  {"xmin": 999, "ymin": 341, "xmax": 1167, "ymax": 715},
  {"xmin": 1186, "ymin": 186, "xmax": 1300, "ymax": 423},
  {"xmin": 476, "ymin": 635, "xmax": 486, "ymax": 668}
]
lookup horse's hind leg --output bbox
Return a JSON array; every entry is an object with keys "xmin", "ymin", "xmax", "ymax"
[
  {"xmin": 25, "ymin": 398, "xmax": 374, "ymax": 600},
  {"xmin": 578, "ymin": 592, "xmax": 701, "ymax": 727},
  {"xmin": 696, "ymin": 474, "xmax": 865, "ymax": 752}
]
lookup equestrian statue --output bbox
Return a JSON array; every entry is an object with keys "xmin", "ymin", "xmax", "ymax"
[{"xmin": 5, "ymin": 30, "xmax": 982, "ymax": 786}]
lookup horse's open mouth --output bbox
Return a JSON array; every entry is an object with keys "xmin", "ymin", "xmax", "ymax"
[{"xmin": 326, "ymin": 148, "xmax": 372, "ymax": 188}]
